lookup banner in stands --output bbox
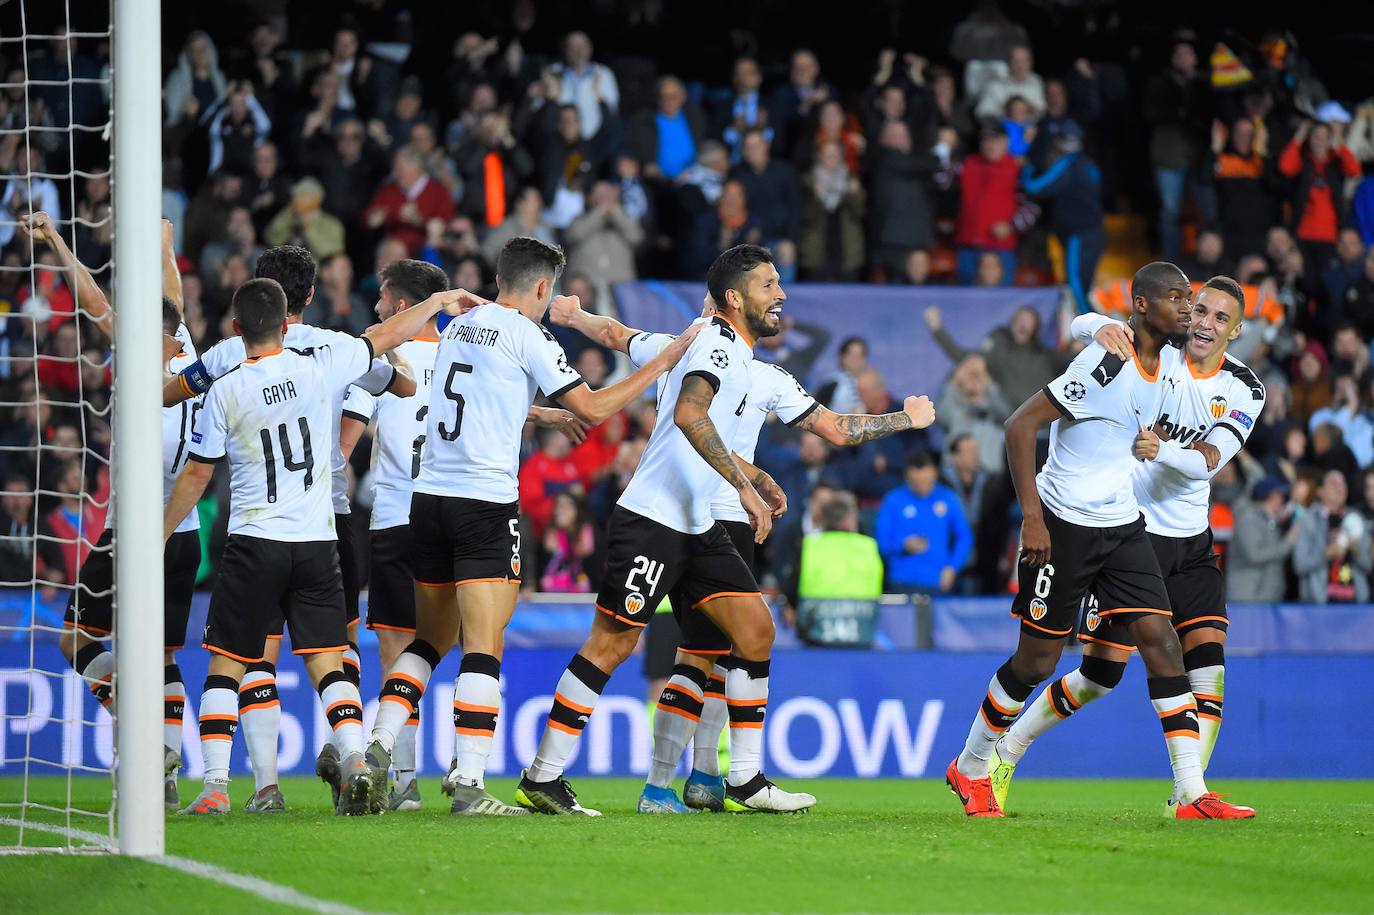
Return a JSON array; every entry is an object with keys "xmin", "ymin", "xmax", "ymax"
[
  {"xmin": 612, "ymin": 281, "xmax": 1062, "ymax": 401},
  {"xmin": 3, "ymin": 643, "xmax": 1368, "ymax": 781}
]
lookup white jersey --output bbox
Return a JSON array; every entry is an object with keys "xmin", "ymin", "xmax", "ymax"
[
  {"xmin": 1038, "ymin": 342, "xmax": 1186, "ymax": 527},
  {"xmin": 630, "ymin": 329, "xmax": 817, "ymax": 524},
  {"xmin": 414, "ymin": 303, "xmax": 583, "ymax": 504},
  {"xmin": 619, "ymin": 317, "xmax": 756, "ymax": 534},
  {"xmin": 348, "ymin": 336, "xmax": 440, "ymax": 530},
  {"xmin": 186, "ymin": 323, "xmax": 397, "ymax": 514},
  {"xmin": 188, "ymin": 338, "xmax": 374, "ymax": 541}
]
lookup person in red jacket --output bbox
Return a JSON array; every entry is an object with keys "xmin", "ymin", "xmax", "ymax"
[
  {"xmin": 518, "ymin": 429, "xmax": 584, "ymax": 540},
  {"xmin": 955, "ymin": 121, "xmax": 1019, "ymax": 286},
  {"xmin": 362, "ymin": 146, "xmax": 454, "ymax": 254},
  {"xmin": 1279, "ymin": 119, "xmax": 1360, "ymax": 269}
]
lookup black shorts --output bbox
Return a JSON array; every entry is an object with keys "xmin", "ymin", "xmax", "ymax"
[
  {"xmin": 1079, "ymin": 529, "xmax": 1226, "ymax": 651},
  {"xmin": 595, "ymin": 507, "xmax": 758, "ymax": 630},
  {"xmin": 1011, "ymin": 509, "xmax": 1170, "ymax": 640},
  {"xmin": 203, "ymin": 535, "xmax": 347, "ymax": 663},
  {"xmin": 663, "ymin": 520, "xmax": 754, "ymax": 656},
  {"xmin": 410, "ymin": 492, "xmax": 522, "ymax": 586},
  {"xmin": 367, "ymin": 524, "xmax": 416, "ymax": 632},
  {"xmin": 336, "ymin": 512, "xmax": 361, "ymax": 625},
  {"xmin": 63, "ymin": 528, "xmax": 201, "ymax": 651}
]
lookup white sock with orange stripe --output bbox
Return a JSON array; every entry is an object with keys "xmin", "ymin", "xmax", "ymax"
[
  {"xmin": 239, "ymin": 662, "xmax": 280, "ymax": 791},
  {"xmin": 452, "ymin": 653, "xmax": 502, "ymax": 788},
  {"xmin": 692, "ymin": 664, "xmax": 729, "ymax": 776},
  {"xmin": 725, "ymin": 657, "xmax": 769, "ymax": 788},
  {"xmin": 198, "ymin": 675, "xmax": 240, "ymax": 784},
  {"xmin": 528, "ymin": 654, "xmax": 609, "ymax": 783},
  {"xmin": 372, "ymin": 640, "xmax": 440, "ymax": 755},
  {"xmin": 73, "ymin": 644, "xmax": 115, "ymax": 717},
  {"xmin": 1149, "ymin": 674, "xmax": 1206, "ymax": 803},
  {"xmin": 395, "ymin": 708, "xmax": 420, "ymax": 790},
  {"xmin": 649, "ymin": 665, "xmax": 709, "ymax": 788},
  {"xmin": 319, "ymin": 670, "xmax": 365, "ymax": 757},
  {"xmin": 957, "ymin": 660, "xmax": 1037, "ymax": 778},
  {"xmin": 1183, "ymin": 642, "xmax": 1225, "ymax": 772},
  {"xmin": 164, "ymin": 664, "xmax": 185, "ymax": 753},
  {"xmin": 998, "ymin": 656, "xmax": 1126, "ymax": 765}
]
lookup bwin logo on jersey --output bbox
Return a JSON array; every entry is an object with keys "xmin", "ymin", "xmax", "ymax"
[
  {"xmin": 710, "ymin": 348, "xmax": 729, "ymax": 369},
  {"xmin": 1210, "ymin": 395, "xmax": 1227, "ymax": 419},
  {"xmin": 624, "ymin": 592, "xmax": 646, "ymax": 616},
  {"xmin": 1029, "ymin": 598, "xmax": 1048, "ymax": 620}
]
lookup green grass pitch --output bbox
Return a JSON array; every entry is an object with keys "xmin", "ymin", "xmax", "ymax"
[{"xmin": 2, "ymin": 776, "xmax": 1370, "ymax": 913}]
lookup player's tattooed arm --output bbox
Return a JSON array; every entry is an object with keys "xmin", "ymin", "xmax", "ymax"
[
  {"xmin": 732, "ymin": 451, "xmax": 787, "ymax": 517},
  {"xmin": 675, "ymin": 376, "xmax": 749, "ymax": 490},
  {"xmin": 798, "ymin": 396, "xmax": 935, "ymax": 446}
]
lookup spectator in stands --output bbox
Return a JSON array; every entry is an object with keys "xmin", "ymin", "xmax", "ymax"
[
  {"xmin": 564, "ymin": 180, "xmax": 644, "ymax": 284},
  {"xmin": 924, "ymin": 304, "xmax": 1064, "ymax": 406},
  {"xmin": 719, "ymin": 56, "xmax": 770, "ymax": 161},
  {"xmin": 45, "ymin": 460, "xmax": 99, "ymax": 587},
  {"xmin": 312, "ymin": 253, "xmax": 370, "ymax": 336},
  {"xmin": 1278, "ymin": 118, "xmax": 1362, "ymax": 269},
  {"xmin": 1323, "ymin": 229, "xmax": 1366, "ymax": 310},
  {"xmin": 975, "ymin": 44, "xmax": 1044, "ymax": 120},
  {"xmin": 816, "ymin": 336, "xmax": 868, "ymax": 414},
  {"xmin": 799, "ymin": 139, "xmax": 865, "ymax": 281},
  {"xmin": 538, "ymin": 104, "xmax": 601, "ymax": 217},
  {"xmin": 265, "ymin": 178, "xmax": 345, "ymax": 260},
  {"xmin": 936, "ymin": 353, "xmax": 1011, "ymax": 474},
  {"xmin": 1021, "ymin": 120, "xmax": 1106, "ymax": 311},
  {"xmin": 1212, "ymin": 116, "xmax": 1282, "ymax": 262},
  {"xmin": 328, "ymin": 27, "xmax": 381, "ymax": 120},
  {"xmin": 941, "ymin": 433, "xmax": 990, "ymax": 588},
  {"xmin": 364, "ymin": 146, "xmax": 456, "ymax": 254},
  {"xmin": 874, "ymin": 451, "xmax": 972, "ymax": 595},
  {"xmin": 453, "ymin": 111, "xmax": 532, "ymax": 231},
  {"xmin": 550, "ymin": 31, "xmax": 619, "ymax": 141},
  {"xmin": 408, "ymin": 121, "xmax": 461, "ymax": 201},
  {"xmin": 1342, "ymin": 246, "xmax": 1374, "ymax": 339},
  {"xmin": 1, "ymin": 474, "xmax": 64, "ymax": 593},
  {"xmin": 800, "ymin": 100, "xmax": 865, "ymax": 174},
  {"xmin": 162, "ymin": 31, "xmax": 224, "ymax": 127},
  {"xmin": 903, "ymin": 248, "xmax": 934, "ymax": 285},
  {"xmin": 868, "ymin": 120, "xmax": 938, "ymax": 280},
  {"xmin": 627, "ymin": 76, "xmax": 705, "ymax": 181},
  {"xmin": 732, "ymin": 128, "xmax": 800, "ymax": 251},
  {"xmin": 518, "ymin": 429, "xmax": 583, "ymax": 540},
  {"xmin": 539, "ymin": 491, "xmax": 597, "ymax": 593},
  {"xmin": 956, "ymin": 122, "xmax": 1018, "ymax": 286},
  {"xmin": 790, "ymin": 490, "xmax": 884, "ymax": 647},
  {"xmin": 1309, "ymin": 375, "xmax": 1372, "ymax": 469},
  {"xmin": 1143, "ymin": 37, "xmax": 1215, "ymax": 262},
  {"xmin": 203, "ymin": 81, "xmax": 271, "ymax": 176},
  {"xmin": 309, "ymin": 118, "xmax": 386, "ymax": 234},
  {"xmin": 480, "ymin": 187, "xmax": 556, "ymax": 268},
  {"xmin": 246, "ymin": 142, "xmax": 289, "ymax": 237},
  {"xmin": 1293, "ymin": 470, "xmax": 1371, "ymax": 603},
  {"xmin": 199, "ymin": 206, "xmax": 263, "ymax": 282},
  {"xmin": 1329, "ymin": 325, "xmax": 1371, "ymax": 387},
  {"xmin": 1177, "ymin": 228, "xmax": 1233, "ymax": 286},
  {"xmin": 769, "ymin": 49, "xmax": 832, "ymax": 154},
  {"xmin": 1311, "ymin": 421, "xmax": 1361, "ymax": 488},
  {"xmin": 1290, "ymin": 344, "xmax": 1332, "ymax": 424},
  {"xmin": 1228, "ymin": 478, "xmax": 1298, "ymax": 602}
]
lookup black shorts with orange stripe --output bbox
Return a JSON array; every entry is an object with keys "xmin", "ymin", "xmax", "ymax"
[
  {"xmin": 410, "ymin": 492, "xmax": 521, "ymax": 587},
  {"xmin": 63, "ymin": 528, "xmax": 201, "ymax": 650},
  {"xmin": 1078, "ymin": 529, "xmax": 1226, "ymax": 651},
  {"xmin": 595, "ymin": 507, "xmax": 758, "ymax": 629},
  {"xmin": 1011, "ymin": 508, "xmax": 1170, "ymax": 641},
  {"xmin": 665, "ymin": 520, "xmax": 755, "ymax": 655},
  {"xmin": 366, "ymin": 524, "xmax": 417, "ymax": 632},
  {"xmin": 203, "ymin": 535, "xmax": 348, "ymax": 662}
]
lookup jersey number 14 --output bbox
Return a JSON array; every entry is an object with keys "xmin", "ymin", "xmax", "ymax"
[{"xmin": 259, "ymin": 417, "xmax": 313, "ymax": 503}]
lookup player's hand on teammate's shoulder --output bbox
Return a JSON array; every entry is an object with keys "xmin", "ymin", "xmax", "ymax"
[
  {"xmin": 1132, "ymin": 427, "xmax": 1160, "ymax": 461},
  {"xmin": 549, "ymin": 293, "xmax": 582, "ymax": 326},
  {"xmin": 439, "ymin": 287, "xmax": 488, "ymax": 316},
  {"xmin": 533, "ymin": 407, "xmax": 589, "ymax": 445},
  {"xmin": 903, "ymin": 395, "xmax": 935, "ymax": 429},
  {"xmin": 1093, "ymin": 320, "xmax": 1134, "ymax": 361},
  {"xmin": 1189, "ymin": 440, "xmax": 1221, "ymax": 471},
  {"xmin": 1018, "ymin": 514, "xmax": 1051, "ymax": 566},
  {"xmin": 655, "ymin": 322, "xmax": 704, "ymax": 367}
]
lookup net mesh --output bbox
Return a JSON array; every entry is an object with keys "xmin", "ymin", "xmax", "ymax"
[{"xmin": 0, "ymin": 0, "xmax": 117, "ymax": 853}]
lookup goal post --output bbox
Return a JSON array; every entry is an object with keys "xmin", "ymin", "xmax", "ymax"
[{"xmin": 112, "ymin": 0, "xmax": 164, "ymax": 857}]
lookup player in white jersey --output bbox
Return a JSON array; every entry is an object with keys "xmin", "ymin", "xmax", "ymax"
[
  {"xmin": 364, "ymin": 236, "xmax": 697, "ymax": 816},
  {"xmin": 162, "ymin": 277, "xmax": 470, "ymax": 817},
  {"xmin": 27, "ymin": 214, "xmax": 202, "ymax": 810},
  {"xmin": 165, "ymin": 246, "xmax": 409, "ymax": 813},
  {"xmin": 991, "ymin": 276, "xmax": 1266, "ymax": 813},
  {"xmin": 945, "ymin": 262, "xmax": 1254, "ymax": 820},
  {"xmin": 547, "ymin": 291, "xmax": 936, "ymax": 812}
]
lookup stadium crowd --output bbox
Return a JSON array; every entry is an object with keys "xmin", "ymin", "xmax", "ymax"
[{"xmin": 1, "ymin": 3, "xmax": 1373, "ymax": 621}]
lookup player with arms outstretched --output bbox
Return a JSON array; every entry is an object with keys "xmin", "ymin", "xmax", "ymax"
[
  {"xmin": 164, "ymin": 278, "xmax": 467, "ymax": 816},
  {"xmin": 944, "ymin": 261, "xmax": 1254, "ymax": 819},
  {"xmin": 548, "ymin": 291, "xmax": 935, "ymax": 812},
  {"xmin": 363, "ymin": 237, "xmax": 696, "ymax": 816},
  {"xmin": 991, "ymin": 276, "xmax": 1264, "ymax": 815}
]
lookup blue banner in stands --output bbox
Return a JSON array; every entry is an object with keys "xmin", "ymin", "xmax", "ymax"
[
  {"xmin": 3, "ymin": 643, "xmax": 1368, "ymax": 782},
  {"xmin": 612, "ymin": 281, "xmax": 1063, "ymax": 402}
]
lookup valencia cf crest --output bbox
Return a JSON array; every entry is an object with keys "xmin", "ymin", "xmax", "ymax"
[
  {"xmin": 1085, "ymin": 605, "xmax": 1101, "ymax": 631},
  {"xmin": 510, "ymin": 554, "xmax": 522, "ymax": 577},
  {"xmin": 1029, "ymin": 598, "xmax": 1048, "ymax": 621},
  {"xmin": 625, "ymin": 592, "xmax": 646, "ymax": 616},
  {"xmin": 1209, "ymin": 395, "xmax": 1227, "ymax": 419}
]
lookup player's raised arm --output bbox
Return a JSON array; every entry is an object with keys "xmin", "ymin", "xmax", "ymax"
[
  {"xmin": 162, "ymin": 218, "xmax": 184, "ymax": 316},
  {"xmin": 22, "ymin": 211, "xmax": 113, "ymax": 340},
  {"xmin": 362, "ymin": 287, "xmax": 473, "ymax": 357},
  {"xmin": 1004, "ymin": 390, "xmax": 1064, "ymax": 566},
  {"xmin": 557, "ymin": 322, "xmax": 704, "ymax": 425},
  {"xmin": 673, "ymin": 373, "xmax": 773, "ymax": 542},
  {"xmin": 793, "ymin": 395, "xmax": 936, "ymax": 446}
]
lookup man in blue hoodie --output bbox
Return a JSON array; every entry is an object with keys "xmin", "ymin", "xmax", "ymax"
[
  {"xmin": 875, "ymin": 451, "xmax": 973, "ymax": 594},
  {"xmin": 1022, "ymin": 120, "xmax": 1105, "ymax": 314}
]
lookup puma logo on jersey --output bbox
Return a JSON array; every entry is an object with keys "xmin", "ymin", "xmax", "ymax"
[{"xmin": 261, "ymin": 380, "xmax": 298, "ymax": 405}]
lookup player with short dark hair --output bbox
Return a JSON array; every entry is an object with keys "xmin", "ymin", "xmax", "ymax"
[
  {"xmin": 363, "ymin": 236, "xmax": 697, "ymax": 816},
  {"xmin": 991, "ymin": 275, "xmax": 1265, "ymax": 815},
  {"xmin": 945, "ymin": 261, "xmax": 1254, "ymax": 819},
  {"xmin": 164, "ymin": 277, "xmax": 469, "ymax": 817}
]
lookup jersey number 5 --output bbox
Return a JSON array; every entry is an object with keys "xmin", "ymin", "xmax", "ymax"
[
  {"xmin": 260, "ymin": 417, "xmax": 313, "ymax": 504},
  {"xmin": 437, "ymin": 362, "xmax": 473, "ymax": 442}
]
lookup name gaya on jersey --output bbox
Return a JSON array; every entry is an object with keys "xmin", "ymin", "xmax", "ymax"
[
  {"xmin": 187, "ymin": 338, "xmax": 375, "ymax": 541},
  {"xmin": 629, "ymin": 326, "xmax": 818, "ymax": 525},
  {"xmin": 1039, "ymin": 342, "xmax": 1186, "ymax": 527},
  {"xmin": 344, "ymin": 336, "xmax": 439, "ymax": 530},
  {"xmin": 618, "ymin": 316, "xmax": 758, "ymax": 535},
  {"xmin": 177, "ymin": 323, "xmax": 398, "ymax": 515},
  {"xmin": 414, "ymin": 302, "xmax": 583, "ymax": 505},
  {"xmin": 1131, "ymin": 351, "xmax": 1266, "ymax": 537}
]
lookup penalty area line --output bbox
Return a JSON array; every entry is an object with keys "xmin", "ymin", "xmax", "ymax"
[{"xmin": 0, "ymin": 816, "xmax": 374, "ymax": 915}]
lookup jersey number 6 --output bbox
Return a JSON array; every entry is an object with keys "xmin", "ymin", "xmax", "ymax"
[{"xmin": 437, "ymin": 361, "xmax": 473, "ymax": 442}]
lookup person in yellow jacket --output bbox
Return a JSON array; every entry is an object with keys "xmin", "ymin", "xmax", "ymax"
[{"xmin": 792, "ymin": 491, "xmax": 885, "ymax": 647}]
